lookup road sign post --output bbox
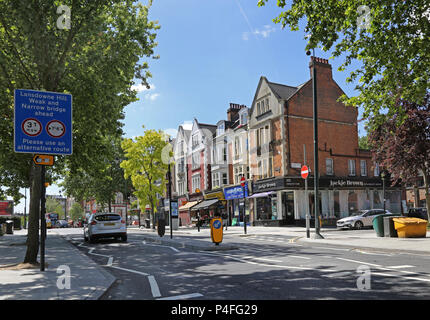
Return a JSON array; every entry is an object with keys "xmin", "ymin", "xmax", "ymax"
[
  {"xmin": 210, "ymin": 218, "xmax": 223, "ymax": 245},
  {"xmin": 240, "ymin": 176, "xmax": 247, "ymax": 235},
  {"xmin": 302, "ymin": 145, "xmax": 310, "ymax": 239},
  {"xmin": 14, "ymin": 89, "xmax": 72, "ymax": 272}
]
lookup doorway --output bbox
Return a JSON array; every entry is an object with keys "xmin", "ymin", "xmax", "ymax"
[{"xmin": 282, "ymin": 192, "xmax": 295, "ymax": 225}]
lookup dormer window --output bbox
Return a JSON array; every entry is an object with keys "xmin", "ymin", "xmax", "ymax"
[
  {"xmin": 240, "ymin": 112, "xmax": 248, "ymax": 125},
  {"xmin": 217, "ymin": 122, "xmax": 225, "ymax": 136},
  {"xmin": 256, "ymin": 96, "xmax": 270, "ymax": 116}
]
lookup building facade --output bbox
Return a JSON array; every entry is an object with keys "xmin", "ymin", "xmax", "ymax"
[{"xmin": 248, "ymin": 57, "xmax": 402, "ymax": 226}]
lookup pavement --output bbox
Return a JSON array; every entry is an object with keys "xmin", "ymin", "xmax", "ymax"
[
  {"xmin": 0, "ymin": 223, "xmax": 429, "ymax": 300},
  {"xmin": 0, "ymin": 229, "xmax": 115, "ymax": 300}
]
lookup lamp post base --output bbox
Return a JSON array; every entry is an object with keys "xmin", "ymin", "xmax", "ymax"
[{"xmin": 311, "ymin": 233, "xmax": 325, "ymax": 239}]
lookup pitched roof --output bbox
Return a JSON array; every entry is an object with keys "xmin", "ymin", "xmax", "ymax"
[{"xmin": 266, "ymin": 81, "xmax": 298, "ymax": 100}]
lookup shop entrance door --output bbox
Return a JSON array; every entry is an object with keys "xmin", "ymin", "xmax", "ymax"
[{"xmin": 282, "ymin": 192, "xmax": 295, "ymax": 225}]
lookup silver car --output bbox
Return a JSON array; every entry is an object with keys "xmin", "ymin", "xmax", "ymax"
[
  {"xmin": 84, "ymin": 213, "xmax": 127, "ymax": 243},
  {"xmin": 336, "ymin": 209, "xmax": 391, "ymax": 230}
]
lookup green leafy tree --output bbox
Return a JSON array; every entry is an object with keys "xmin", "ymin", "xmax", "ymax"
[
  {"xmin": 0, "ymin": 1, "xmax": 159, "ymax": 264},
  {"xmin": 368, "ymin": 93, "xmax": 430, "ymax": 215},
  {"xmin": 358, "ymin": 135, "xmax": 371, "ymax": 150},
  {"xmin": 69, "ymin": 202, "xmax": 84, "ymax": 221},
  {"xmin": 45, "ymin": 198, "xmax": 64, "ymax": 217},
  {"xmin": 257, "ymin": 0, "xmax": 430, "ymax": 122},
  {"xmin": 121, "ymin": 128, "xmax": 170, "ymax": 228}
]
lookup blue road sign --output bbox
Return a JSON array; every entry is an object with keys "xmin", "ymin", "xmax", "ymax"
[
  {"xmin": 14, "ymin": 89, "xmax": 72, "ymax": 155},
  {"xmin": 213, "ymin": 220, "xmax": 221, "ymax": 229},
  {"xmin": 171, "ymin": 201, "xmax": 178, "ymax": 217}
]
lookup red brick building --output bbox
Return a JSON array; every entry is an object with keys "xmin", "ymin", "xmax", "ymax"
[{"xmin": 248, "ymin": 56, "xmax": 402, "ymax": 226}]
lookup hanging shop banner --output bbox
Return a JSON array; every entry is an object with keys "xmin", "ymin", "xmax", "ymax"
[{"xmin": 224, "ymin": 183, "xmax": 249, "ymax": 200}]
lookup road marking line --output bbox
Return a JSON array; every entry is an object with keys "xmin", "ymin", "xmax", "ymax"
[
  {"xmin": 387, "ymin": 265, "xmax": 414, "ymax": 269},
  {"xmin": 109, "ymin": 265, "xmax": 149, "ymax": 276},
  {"xmin": 336, "ymin": 257, "xmax": 382, "ymax": 267},
  {"xmin": 287, "ymin": 255, "xmax": 311, "ymax": 260},
  {"xmin": 314, "ymin": 247, "xmax": 350, "ymax": 251},
  {"xmin": 322, "ymin": 271, "xmax": 353, "ymax": 278},
  {"xmin": 148, "ymin": 275, "xmax": 161, "ymax": 298},
  {"xmin": 157, "ymin": 293, "xmax": 203, "ymax": 300},
  {"xmin": 141, "ymin": 241, "xmax": 180, "ymax": 252},
  {"xmin": 107, "ymin": 257, "xmax": 113, "ymax": 267},
  {"xmin": 242, "ymin": 256, "xmax": 283, "ymax": 263},
  {"xmin": 372, "ymin": 272, "xmax": 430, "ymax": 283}
]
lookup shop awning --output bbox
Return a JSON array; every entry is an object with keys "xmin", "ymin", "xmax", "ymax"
[
  {"xmin": 247, "ymin": 191, "xmax": 275, "ymax": 199},
  {"xmin": 190, "ymin": 199, "xmax": 219, "ymax": 210},
  {"xmin": 179, "ymin": 201, "xmax": 199, "ymax": 211}
]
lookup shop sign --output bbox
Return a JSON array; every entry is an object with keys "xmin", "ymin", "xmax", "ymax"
[
  {"xmin": 253, "ymin": 178, "xmax": 285, "ymax": 192},
  {"xmin": 224, "ymin": 183, "xmax": 249, "ymax": 200},
  {"xmin": 204, "ymin": 191, "xmax": 225, "ymax": 200},
  {"xmin": 320, "ymin": 177, "xmax": 383, "ymax": 188}
]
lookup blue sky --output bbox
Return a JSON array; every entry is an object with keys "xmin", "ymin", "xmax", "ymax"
[
  {"xmin": 123, "ymin": 0, "xmax": 366, "ymax": 138},
  {"xmin": 14, "ymin": 0, "xmax": 367, "ymax": 213}
]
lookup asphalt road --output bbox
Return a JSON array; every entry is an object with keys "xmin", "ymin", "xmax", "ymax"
[{"xmin": 58, "ymin": 228, "xmax": 430, "ymax": 300}]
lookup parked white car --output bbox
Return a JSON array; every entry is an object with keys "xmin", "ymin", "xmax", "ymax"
[
  {"xmin": 84, "ymin": 213, "xmax": 127, "ymax": 243},
  {"xmin": 336, "ymin": 209, "xmax": 391, "ymax": 230}
]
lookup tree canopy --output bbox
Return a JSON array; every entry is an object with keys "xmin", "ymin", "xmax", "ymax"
[
  {"xmin": 0, "ymin": 0, "xmax": 159, "ymax": 263},
  {"xmin": 257, "ymin": 0, "xmax": 430, "ymax": 122},
  {"xmin": 121, "ymin": 128, "xmax": 171, "ymax": 227}
]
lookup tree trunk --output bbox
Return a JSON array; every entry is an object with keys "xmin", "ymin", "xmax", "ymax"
[{"xmin": 24, "ymin": 163, "xmax": 42, "ymax": 264}]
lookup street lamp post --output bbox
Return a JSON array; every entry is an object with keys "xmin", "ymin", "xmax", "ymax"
[
  {"xmin": 306, "ymin": 39, "xmax": 323, "ymax": 239},
  {"xmin": 381, "ymin": 171, "xmax": 386, "ymax": 211}
]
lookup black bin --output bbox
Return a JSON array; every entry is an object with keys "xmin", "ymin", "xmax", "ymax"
[
  {"xmin": 5, "ymin": 220, "xmax": 14, "ymax": 235},
  {"xmin": 145, "ymin": 219, "xmax": 151, "ymax": 229},
  {"xmin": 383, "ymin": 216, "xmax": 398, "ymax": 237}
]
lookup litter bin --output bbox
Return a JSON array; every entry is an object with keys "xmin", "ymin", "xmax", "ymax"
[
  {"xmin": 13, "ymin": 218, "xmax": 21, "ymax": 230},
  {"xmin": 5, "ymin": 220, "xmax": 14, "ymax": 235},
  {"xmin": 383, "ymin": 216, "xmax": 399, "ymax": 237},
  {"xmin": 145, "ymin": 219, "xmax": 151, "ymax": 229},
  {"xmin": 372, "ymin": 214, "xmax": 400, "ymax": 237},
  {"xmin": 393, "ymin": 217, "xmax": 428, "ymax": 238}
]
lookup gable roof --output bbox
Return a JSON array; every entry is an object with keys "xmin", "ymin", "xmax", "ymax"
[{"xmin": 266, "ymin": 81, "xmax": 298, "ymax": 100}]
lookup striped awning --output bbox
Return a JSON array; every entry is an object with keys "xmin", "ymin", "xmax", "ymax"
[{"xmin": 179, "ymin": 201, "xmax": 199, "ymax": 211}]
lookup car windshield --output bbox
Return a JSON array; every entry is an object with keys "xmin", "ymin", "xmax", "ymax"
[
  {"xmin": 94, "ymin": 214, "xmax": 121, "ymax": 221},
  {"xmin": 350, "ymin": 210, "xmax": 367, "ymax": 216}
]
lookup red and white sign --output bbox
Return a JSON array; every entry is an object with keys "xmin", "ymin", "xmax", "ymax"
[
  {"xmin": 301, "ymin": 165, "xmax": 309, "ymax": 179},
  {"xmin": 22, "ymin": 118, "xmax": 42, "ymax": 137},
  {"xmin": 46, "ymin": 120, "xmax": 66, "ymax": 138},
  {"xmin": 240, "ymin": 176, "xmax": 246, "ymax": 187}
]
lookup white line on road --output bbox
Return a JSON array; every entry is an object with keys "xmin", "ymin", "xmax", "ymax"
[
  {"xmin": 107, "ymin": 257, "xmax": 113, "ymax": 267},
  {"xmin": 157, "ymin": 293, "xmax": 203, "ymax": 300},
  {"xmin": 287, "ymin": 255, "xmax": 311, "ymax": 260},
  {"xmin": 386, "ymin": 265, "xmax": 415, "ymax": 269},
  {"xmin": 336, "ymin": 257, "xmax": 382, "ymax": 267},
  {"xmin": 142, "ymin": 241, "xmax": 180, "ymax": 252},
  {"xmin": 109, "ymin": 265, "xmax": 149, "ymax": 276},
  {"xmin": 148, "ymin": 275, "xmax": 161, "ymax": 298}
]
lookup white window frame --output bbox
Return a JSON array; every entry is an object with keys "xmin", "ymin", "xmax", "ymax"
[
  {"xmin": 360, "ymin": 160, "xmax": 367, "ymax": 176},
  {"xmin": 348, "ymin": 159, "xmax": 356, "ymax": 176},
  {"xmin": 326, "ymin": 158, "xmax": 334, "ymax": 175},
  {"xmin": 374, "ymin": 163, "xmax": 380, "ymax": 177}
]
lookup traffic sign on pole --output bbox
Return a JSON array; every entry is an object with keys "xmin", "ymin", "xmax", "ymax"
[
  {"xmin": 240, "ymin": 176, "xmax": 246, "ymax": 187},
  {"xmin": 33, "ymin": 154, "xmax": 54, "ymax": 166},
  {"xmin": 14, "ymin": 89, "xmax": 72, "ymax": 155},
  {"xmin": 301, "ymin": 165, "xmax": 309, "ymax": 179}
]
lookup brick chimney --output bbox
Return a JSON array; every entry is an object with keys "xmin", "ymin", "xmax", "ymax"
[
  {"xmin": 227, "ymin": 103, "xmax": 246, "ymax": 122},
  {"xmin": 309, "ymin": 56, "xmax": 332, "ymax": 80}
]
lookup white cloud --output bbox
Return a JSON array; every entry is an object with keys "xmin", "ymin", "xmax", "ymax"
[
  {"xmin": 145, "ymin": 93, "xmax": 160, "ymax": 101},
  {"xmin": 242, "ymin": 25, "xmax": 277, "ymax": 41},
  {"xmin": 131, "ymin": 82, "xmax": 156, "ymax": 93}
]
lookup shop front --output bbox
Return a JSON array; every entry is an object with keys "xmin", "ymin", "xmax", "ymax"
[
  {"xmin": 252, "ymin": 177, "xmax": 294, "ymax": 227},
  {"xmin": 177, "ymin": 196, "xmax": 192, "ymax": 226},
  {"xmin": 190, "ymin": 189, "xmax": 226, "ymax": 225},
  {"xmin": 223, "ymin": 182, "xmax": 249, "ymax": 226},
  {"xmin": 252, "ymin": 176, "xmax": 402, "ymax": 226}
]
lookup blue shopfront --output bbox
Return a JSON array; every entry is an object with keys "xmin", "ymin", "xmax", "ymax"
[{"xmin": 223, "ymin": 183, "xmax": 249, "ymax": 226}]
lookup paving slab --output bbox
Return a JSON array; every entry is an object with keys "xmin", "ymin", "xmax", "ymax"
[{"xmin": 0, "ymin": 231, "xmax": 115, "ymax": 300}]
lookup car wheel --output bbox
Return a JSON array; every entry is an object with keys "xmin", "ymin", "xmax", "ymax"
[
  {"xmin": 355, "ymin": 221, "xmax": 364, "ymax": 230},
  {"xmin": 121, "ymin": 235, "xmax": 127, "ymax": 242}
]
